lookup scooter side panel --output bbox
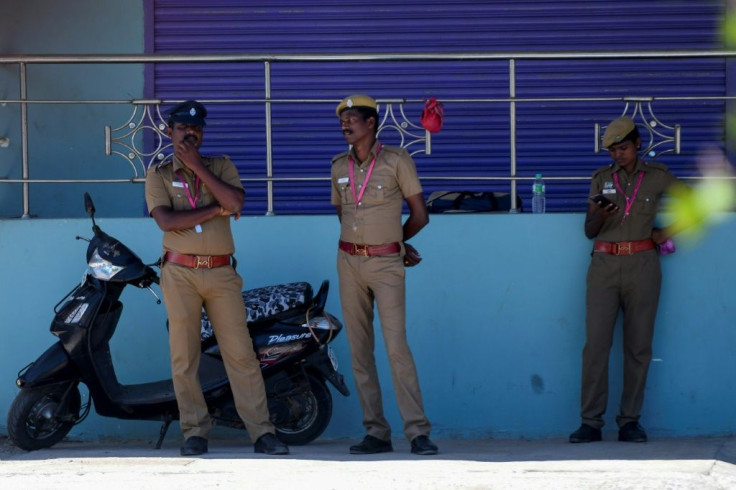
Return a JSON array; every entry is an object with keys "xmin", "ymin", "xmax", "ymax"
[
  {"xmin": 16, "ymin": 342, "xmax": 78, "ymax": 389},
  {"xmin": 304, "ymin": 347, "xmax": 350, "ymax": 397}
]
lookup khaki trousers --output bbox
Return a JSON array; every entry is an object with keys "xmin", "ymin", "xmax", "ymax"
[
  {"xmin": 581, "ymin": 250, "xmax": 662, "ymax": 429},
  {"xmin": 161, "ymin": 263, "xmax": 274, "ymax": 442},
  {"xmin": 337, "ymin": 250, "xmax": 431, "ymax": 441}
]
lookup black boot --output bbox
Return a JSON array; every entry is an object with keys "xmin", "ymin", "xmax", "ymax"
[
  {"xmin": 254, "ymin": 433, "xmax": 289, "ymax": 455},
  {"xmin": 410, "ymin": 435, "xmax": 438, "ymax": 455},
  {"xmin": 618, "ymin": 422, "xmax": 647, "ymax": 443},
  {"xmin": 349, "ymin": 435, "xmax": 393, "ymax": 454},
  {"xmin": 180, "ymin": 436, "xmax": 208, "ymax": 456},
  {"xmin": 569, "ymin": 424, "xmax": 602, "ymax": 443}
]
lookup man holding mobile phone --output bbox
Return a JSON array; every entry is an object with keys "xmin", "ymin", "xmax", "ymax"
[
  {"xmin": 588, "ymin": 193, "xmax": 618, "ymax": 211},
  {"xmin": 570, "ymin": 116, "xmax": 685, "ymax": 444}
]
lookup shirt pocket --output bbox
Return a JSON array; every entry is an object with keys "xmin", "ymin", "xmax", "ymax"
[
  {"xmin": 199, "ymin": 183, "xmax": 214, "ymax": 206},
  {"xmin": 198, "ymin": 183, "xmax": 221, "ymax": 209},
  {"xmin": 170, "ymin": 184, "xmax": 192, "ymax": 211},
  {"xmin": 364, "ymin": 177, "xmax": 397, "ymax": 204},
  {"xmin": 337, "ymin": 180, "xmax": 352, "ymax": 205},
  {"xmin": 633, "ymin": 194, "xmax": 657, "ymax": 216}
]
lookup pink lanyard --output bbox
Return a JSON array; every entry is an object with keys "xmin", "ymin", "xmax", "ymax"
[
  {"xmin": 348, "ymin": 143, "xmax": 382, "ymax": 211},
  {"xmin": 613, "ymin": 170, "xmax": 644, "ymax": 223},
  {"xmin": 176, "ymin": 170, "xmax": 200, "ymax": 209}
]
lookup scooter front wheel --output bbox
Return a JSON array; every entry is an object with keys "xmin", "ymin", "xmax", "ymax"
[{"xmin": 7, "ymin": 384, "xmax": 82, "ymax": 451}]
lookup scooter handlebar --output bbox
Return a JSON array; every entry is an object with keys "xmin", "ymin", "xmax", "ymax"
[{"xmin": 131, "ymin": 266, "xmax": 160, "ymax": 289}]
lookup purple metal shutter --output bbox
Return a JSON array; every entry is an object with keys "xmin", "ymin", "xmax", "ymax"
[{"xmin": 147, "ymin": 0, "xmax": 726, "ymax": 214}]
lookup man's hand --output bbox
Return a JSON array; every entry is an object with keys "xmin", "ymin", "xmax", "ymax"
[
  {"xmin": 175, "ymin": 134, "xmax": 204, "ymax": 172},
  {"xmin": 592, "ymin": 199, "xmax": 620, "ymax": 216},
  {"xmin": 403, "ymin": 242, "xmax": 422, "ymax": 267},
  {"xmin": 218, "ymin": 205, "xmax": 241, "ymax": 221},
  {"xmin": 585, "ymin": 199, "xmax": 619, "ymax": 239},
  {"xmin": 651, "ymin": 227, "xmax": 670, "ymax": 244}
]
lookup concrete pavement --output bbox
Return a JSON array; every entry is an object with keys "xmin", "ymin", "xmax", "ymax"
[{"xmin": 2, "ymin": 435, "xmax": 736, "ymax": 489}]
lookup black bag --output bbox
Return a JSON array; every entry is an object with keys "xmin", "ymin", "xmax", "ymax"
[{"xmin": 426, "ymin": 191, "xmax": 523, "ymax": 213}]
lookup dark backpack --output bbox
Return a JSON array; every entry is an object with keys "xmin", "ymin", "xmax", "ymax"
[{"xmin": 426, "ymin": 191, "xmax": 523, "ymax": 213}]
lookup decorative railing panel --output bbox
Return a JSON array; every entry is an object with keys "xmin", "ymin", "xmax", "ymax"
[{"xmin": 1, "ymin": 51, "xmax": 734, "ymax": 217}]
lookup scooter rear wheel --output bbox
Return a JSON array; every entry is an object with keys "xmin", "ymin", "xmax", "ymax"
[
  {"xmin": 7, "ymin": 384, "xmax": 82, "ymax": 451},
  {"xmin": 272, "ymin": 373, "xmax": 332, "ymax": 446}
]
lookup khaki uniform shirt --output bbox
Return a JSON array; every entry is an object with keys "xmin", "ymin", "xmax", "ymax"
[
  {"xmin": 145, "ymin": 155, "xmax": 241, "ymax": 255},
  {"xmin": 331, "ymin": 141, "xmax": 422, "ymax": 245},
  {"xmin": 588, "ymin": 158, "xmax": 678, "ymax": 242}
]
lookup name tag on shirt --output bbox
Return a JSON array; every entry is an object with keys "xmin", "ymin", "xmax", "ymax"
[
  {"xmin": 338, "ymin": 177, "xmax": 349, "ymax": 184},
  {"xmin": 172, "ymin": 181, "xmax": 188, "ymax": 188}
]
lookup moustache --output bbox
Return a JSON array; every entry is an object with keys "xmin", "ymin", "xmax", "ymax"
[{"xmin": 183, "ymin": 134, "xmax": 198, "ymax": 144}]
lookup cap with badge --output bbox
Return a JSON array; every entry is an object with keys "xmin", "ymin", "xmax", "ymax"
[
  {"xmin": 167, "ymin": 100, "xmax": 207, "ymax": 127},
  {"xmin": 336, "ymin": 94, "xmax": 378, "ymax": 116},
  {"xmin": 602, "ymin": 116, "xmax": 636, "ymax": 148}
]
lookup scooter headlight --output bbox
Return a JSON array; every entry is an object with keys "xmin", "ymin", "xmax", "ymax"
[{"xmin": 87, "ymin": 248, "xmax": 124, "ymax": 280}]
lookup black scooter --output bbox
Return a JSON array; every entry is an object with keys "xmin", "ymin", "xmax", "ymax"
[{"xmin": 7, "ymin": 193, "xmax": 349, "ymax": 451}]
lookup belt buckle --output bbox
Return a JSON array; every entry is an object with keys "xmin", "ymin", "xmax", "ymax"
[
  {"xmin": 614, "ymin": 242, "xmax": 633, "ymax": 256},
  {"xmin": 352, "ymin": 244, "xmax": 368, "ymax": 256},
  {"xmin": 195, "ymin": 255, "xmax": 212, "ymax": 268}
]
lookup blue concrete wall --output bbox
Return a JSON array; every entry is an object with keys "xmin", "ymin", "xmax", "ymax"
[{"xmin": 1, "ymin": 212, "xmax": 734, "ymax": 443}]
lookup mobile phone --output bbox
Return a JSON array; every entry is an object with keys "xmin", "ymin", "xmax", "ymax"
[{"xmin": 589, "ymin": 194, "xmax": 615, "ymax": 208}]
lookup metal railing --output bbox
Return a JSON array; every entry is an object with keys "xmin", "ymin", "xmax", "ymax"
[{"xmin": 1, "ymin": 50, "xmax": 735, "ymax": 217}]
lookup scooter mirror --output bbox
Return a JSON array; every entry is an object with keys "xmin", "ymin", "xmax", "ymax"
[{"xmin": 84, "ymin": 192, "xmax": 96, "ymax": 216}]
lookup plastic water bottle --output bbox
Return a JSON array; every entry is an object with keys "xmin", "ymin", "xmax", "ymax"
[{"xmin": 532, "ymin": 173, "xmax": 546, "ymax": 214}]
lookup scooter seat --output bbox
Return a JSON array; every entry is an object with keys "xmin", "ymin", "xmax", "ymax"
[
  {"xmin": 242, "ymin": 282, "xmax": 313, "ymax": 322},
  {"xmin": 200, "ymin": 282, "xmax": 312, "ymax": 342}
]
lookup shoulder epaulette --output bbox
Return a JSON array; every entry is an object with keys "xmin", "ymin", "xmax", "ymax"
[
  {"xmin": 381, "ymin": 145, "xmax": 408, "ymax": 156},
  {"xmin": 152, "ymin": 158, "xmax": 173, "ymax": 172},
  {"xmin": 331, "ymin": 151, "xmax": 350, "ymax": 164},
  {"xmin": 643, "ymin": 160, "xmax": 669, "ymax": 172},
  {"xmin": 591, "ymin": 163, "xmax": 613, "ymax": 178}
]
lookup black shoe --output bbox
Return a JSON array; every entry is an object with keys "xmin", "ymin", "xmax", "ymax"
[
  {"xmin": 569, "ymin": 424, "xmax": 602, "ymax": 443},
  {"xmin": 180, "ymin": 436, "xmax": 208, "ymax": 456},
  {"xmin": 254, "ymin": 433, "xmax": 289, "ymax": 455},
  {"xmin": 349, "ymin": 435, "xmax": 393, "ymax": 454},
  {"xmin": 410, "ymin": 435, "xmax": 438, "ymax": 455},
  {"xmin": 618, "ymin": 422, "xmax": 647, "ymax": 443}
]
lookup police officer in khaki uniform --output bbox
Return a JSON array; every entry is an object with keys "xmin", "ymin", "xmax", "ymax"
[
  {"xmin": 570, "ymin": 116, "xmax": 685, "ymax": 444},
  {"xmin": 145, "ymin": 100, "xmax": 288, "ymax": 456},
  {"xmin": 331, "ymin": 95, "xmax": 438, "ymax": 456}
]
